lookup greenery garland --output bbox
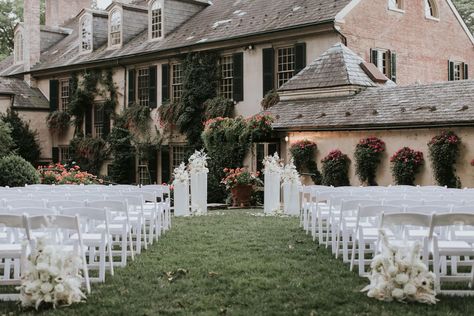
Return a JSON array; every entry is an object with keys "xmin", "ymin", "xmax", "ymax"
[
  {"xmin": 289, "ymin": 140, "xmax": 322, "ymax": 184},
  {"xmin": 321, "ymin": 150, "xmax": 350, "ymax": 187},
  {"xmin": 390, "ymin": 147, "xmax": 424, "ymax": 186},
  {"xmin": 428, "ymin": 131, "xmax": 461, "ymax": 188},
  {"xmin": 354, "ymin": 137, "xmax": 385, "ymax": 186}
]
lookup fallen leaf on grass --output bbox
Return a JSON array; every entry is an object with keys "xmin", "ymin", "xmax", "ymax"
[
  {"xmin": 163, "ymin": 268, "xmax": 188, "ymax": 283},
  {"xmin": 288, "ymin": 245, "xmax": 294, "ymax": 250},
  {"xmin": 220, "ymin": 307, "xmax": 227, "ymax": 314},
  {"xmin": 208, "ymin": 271, "xmax": 220, "ymax": 277}
]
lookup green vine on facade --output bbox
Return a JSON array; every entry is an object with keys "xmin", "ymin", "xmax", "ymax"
[
  {"xmin": 428, "ymin": 131, "xmax": 462, "ymax": 188},
  {"xmin": 354, "ymin": 137, "xmax": 385, "ymax": 186}
]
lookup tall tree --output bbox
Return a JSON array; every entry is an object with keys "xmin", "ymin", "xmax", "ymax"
[{"xmin": 453, "ymin": 0, "xmax": 474, "ymax": 34}]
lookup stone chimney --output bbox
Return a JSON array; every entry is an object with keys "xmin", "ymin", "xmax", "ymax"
[
  {"xmin": 45, "ymin": 0, "xmax": 92, "ymax": 27},
  {"xmin": 23, "ymin": 0, "xmax": 41, "ymax": 75}
]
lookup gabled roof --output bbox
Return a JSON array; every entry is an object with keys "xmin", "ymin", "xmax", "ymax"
[
  {"xmin": 1, "ymin": 0, "xmax": 351, "ymax": 76},
  {"xmin": 279, "ymin": 43, "xmax": 395, "ymax": 91},
  {"xmin": 269, "ymin": 80, "xmax": 474, "ymax": 131},
  {"xmin": 0, "ymin": 77, "xmax": 49, "ymax": 109}
]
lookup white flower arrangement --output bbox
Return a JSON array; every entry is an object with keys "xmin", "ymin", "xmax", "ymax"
[
  {"xmin": 188, "ymin": 149, "xmax": 209, "ymax": 174},
  {"xmin": 262, "ymin": 153, "xmax": 283, "ymax": 174},
  {"xmin": 17, "ymin": 238, "xmax": 86, "ymax": 310},
  {"xmin": 172, "ymin": 163, "xmax": 189, "ymax": 185},
  {"xmin": 281, "ymin": 158, "xmax": 301, "ymax": 186},
  {"xmin": 362, "ymin": 230, "xmax": 437, "ymax": 305}
]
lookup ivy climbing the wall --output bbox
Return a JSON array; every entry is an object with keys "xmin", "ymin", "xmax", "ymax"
[
  {"xmin": 428, "ymin": 131, "xmax": 462, "ymax": 188},
  {"xmin": 289, "ymin": 140, "xmax": 322, "ymax": 184}
]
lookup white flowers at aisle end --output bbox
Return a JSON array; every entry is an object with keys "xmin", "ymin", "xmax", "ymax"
[
  {"xmin": 172, "ymin": 163, "xmax": 190, "ymax": 217},
  {"xmin": 263, "ymin": 153, "xmax": 283, "ymax": 214},
  {"xmin": 281, "ymin": 158, "xmax": 302, "ymax": 215},
  {"xmin": 188, "ymin": 150, "xmax": 208, "ymax": 215},
  {"xmin": 362, "ymin": 230, "xmax": 437, "ymax": 305},
  {"xmin": 17, "ymin": 238, "xmax": 86, "ymax": 310}
]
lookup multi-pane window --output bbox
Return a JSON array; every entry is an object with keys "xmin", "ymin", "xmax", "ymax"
[
  {"xmin": 59, "ymin": 146, "xmax": 71, "ymax": 162},
  {"xmin": 80, "ymin": 14, "xmax": 93, "ymax": 52},
  {"xmin": 110, "ymin": 9, "xmax": 122, "ymax": 46},
  {"xmin": 137, "ymin": 68, "xmax": 150, "ymax": 106},
  {"xmin": 171, "ymin": 63, "xmax": 183, "ymax": 102},
  {"xmin": 151, "ymin": 1, "xmax": 162, "ymax": 39},
  {"xmin": 59, "ymin": 79, "xmax": 70, "ymax": 112},
  {"xmin": 277, "ymin": 47, "xmax": 295, "ymax": 88},
  {"xmin": 93, "ymin": 105, "xmax": 104, "ymax": 139},
  {"xmin": 171, "ymin": 145, "xmax": 188, "ymax": 170},
  {"xmin": 371, "ymin": 49, "xmax": 393, "ymax": 79},
  {"xmin": 14, "ymin": 32, "xmax": 23, "ymax": 63},
  {"xmin": 219, "ymin": 55, "xmax": 233, "ymax": 100}
]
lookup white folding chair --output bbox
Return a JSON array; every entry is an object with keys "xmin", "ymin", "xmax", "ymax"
[{"xmin": 5, "ymin": 199, "xmax": 46, "ymax": 209}]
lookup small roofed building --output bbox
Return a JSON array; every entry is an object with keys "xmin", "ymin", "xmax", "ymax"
[{"xmin": 268, "ymin": 44, "xmax": 474, "ymax": 187}]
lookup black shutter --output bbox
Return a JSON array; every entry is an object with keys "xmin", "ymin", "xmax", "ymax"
[
  {"xmin": 233, "ymin": 53, "xmax": 244, "ymax": 102},
  {"xmin": 128, "ymin": 69, "xmax": 136, "ymax": 105},
  {"xmin": 52, "ymin": 147, "xmax": 59, "ymax": 163},
  {"xmin": 262, "ymin": 48, "xmax": 275, "ymax": 96},
  {"xmin": 448, "ymin": 61, "xmax": 455, "ymax": 81},
  {"xmin": 390, "ymin": 51, "xmax": 397, "ymax": 83},
  {"xmin": 161, "ymin": 145, "xmax": 170, "ymax": 184},
  {"xmin": 85, "ymin": 105, "xmax": 93, "ymax": 136},
  {"xmin": 162, "ymin": 64, "xmax": 170, "ymax": 103},
  {"xmin": 295, "ymin": 42, "xmax": 307, "ymax": 74},
  {"xmin": 49, "ymin": 80, "xmax": 59, "ymax": 111},
  {"xmin": 149, "ymin": 150, "xmax": 158, "ymax": 184},
  {"xmin": 103, "ymin": 109, "xmax": 111, "ymax": 138},
  {"xmin": 464, "ymin": 63, "xmax": 469, "ymax": 80},
  {"xmin": 371, "ymin": 49, "xmax": 378, "ymax": 66},
  {"xmin": 149, "ymin": 65, "xmax": 157, "ymax": 108}
]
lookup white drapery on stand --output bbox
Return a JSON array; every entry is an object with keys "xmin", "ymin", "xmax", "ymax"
[
  {"xmin": 264, "ymin": 172, "xmax": 281, "ymax": 214},
  {"xmin": 173, "ymin": 182, "xmax": 190, "ymax": 216},
  {"xmin": 283, "ymin": 183, "xmax": 300, "ymax": 215},
  {"xmin": 190, "ymin": 172, "xmax": 207, "ymax": 215}
]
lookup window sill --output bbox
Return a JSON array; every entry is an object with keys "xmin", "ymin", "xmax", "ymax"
[
  {"xmin": 425, "ymin": 15, "xmax": 440, "ymax": 22},
  {"xmin": 388, "ymin": 7, "xmax": 405, "ymax": 14},
  {"xmin": 107, "ymin": 44, "xmax": 122, "ymax": 51}
]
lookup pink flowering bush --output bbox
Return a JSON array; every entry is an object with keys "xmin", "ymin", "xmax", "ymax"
[
  {"xmin": 38, "ymin": 163, "xmax": 103, "ymax": 185},
  {"xmin": 390, "ymin": 147, "xmax": 424, "ymax": 185},
  {"xmin": 321, "ymin": 150, "xmax": 350, "ymax": 187},
  {"xmin": 355, "ymin": 137, "xmax": 385, "ymax": 186},
  {"xmin": 428, "ymin": 131, "xmax": 461, "ymax": 188}
]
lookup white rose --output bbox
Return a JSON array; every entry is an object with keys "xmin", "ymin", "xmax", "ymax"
[
  {"xmin": 404, "ymin": 283, "xmax": 417, "ymax": 296},
  {"xmin": 36, "ymin": 262, "xmax": 49, "ymax": 272},
  {"xmin": 43, "ymin": 293, "xmax": 53, "ymax": 303},
  {"xmin": 40, "ymin": 272, "xmax": 50, "ymax": 282},
  {"xmin": 387, "ymin": 266, "xmax": 398, "ymax": 277},
  {"xmin": 391, "ymin": 288, "xmax": 404, "ymax": 300},
  {"xmin": 54, "ymin": 283, "xmax": 65, "ymax": 293},
  {"xmin": 40, "ymin": 282, "xmax": 54, "ymax": 294},
  {"xmin": 395, "ymin": 273, "xmax": 409, "ymax": 285}
]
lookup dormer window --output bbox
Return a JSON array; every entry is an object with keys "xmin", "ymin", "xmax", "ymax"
[
  {"xmin": 14, "ymin": 31, "xmax": 23, "ymax": 64},
  {"xmin": 109, "ymin": 9, "xmax": 122, "ymax": 47},
  {"xmin": 80, "ymin": 14, "xmax": 93, "ymax": 53},
  {"xmin": 425, "ymin": 0, "xmax": 439, "ymax": 19},
  {"xmin": 150, "ymin": 0, "xmax": 163, "ymax": 40}
]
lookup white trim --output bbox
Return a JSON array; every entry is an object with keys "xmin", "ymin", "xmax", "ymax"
[
  {"xmin": 108, "ymin": 6, "xmax": 123, "ymax": 50},
  {"xmin": 446, "ymin": 0, "xmax": 474, "ymax": 45},
  {"xmin": 335, "ymin": 0, "xmax": 363, "ymax": 23},
  {"xmin": 79, "ymin": 12, "xmax": 93, "ymax": 55},
  {"xmin": 148, "ymin": 0, "xmax": 164, "ymax": 41}
]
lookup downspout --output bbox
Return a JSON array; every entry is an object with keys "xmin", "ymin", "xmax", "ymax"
[
  {"xmin": 116, "ymin": 59, "xmax": 127, "ymax": 112},
  {"xmin": 333, "ymin": 23, "xmax": 347, "ymax": 46}
]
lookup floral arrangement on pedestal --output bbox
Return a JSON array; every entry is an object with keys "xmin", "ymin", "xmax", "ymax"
[
  {"xmin": 172, "ymin": 163, "xmax": 189, "ymax": 185},
  {"xmin": 262, "ymin": 152, "xmax": 283, "ymax": 174},
  {"xmin": 289, "ymin": 140, "xmax": 321, "ymax": 184},
  {"xmin": 281, "ymin": 159, "xmax": 301, "ymax": 186},
  {"xmin": 428, "ymin": 131, "xmax": 461, "ymax": 188},
  {"xmin": 221, "ymin": 168, "xmax": 262, "ymax": 207},
  {"xmin": 321, "ymin": 150, "xmax": 350, "ymax": 187},
  {"xmin": 17, "ymin": 238, "xmax": 86, "ymax": 310},
  {"xmin": 188, "ymin": 150, "xmax": 209, "ymax": 215},
  {"xmin": 362, "ymin": 230, "xmax": 437, "ymax": 305},
  {"xmin": 37, "ymin": 163, "xmax": 102, "ymax": 185},
  {"xmin": 390, "ymin": 147, "xmax": 424, "ymax": 186},
  {"xmin": 188, "ymin": 150, "xmax": 209, "ymax": 174},
  {"xmin": 354, "ymin": 137, "xmax": 385, "ymax": 186}
]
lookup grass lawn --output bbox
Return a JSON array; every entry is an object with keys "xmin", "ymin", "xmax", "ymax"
[{"xmin": 1, "ymin": 209, "xmax": 474, "ymax": 315}]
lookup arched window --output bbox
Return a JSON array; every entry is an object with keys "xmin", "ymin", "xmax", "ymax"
[
  {"xmin": 109, "ymin": 9, "xmax": 122, "ymax": 46},
  {"xmin": 425, "ymin": 0, "xmax": 439, "ymax": 19},
  {"xmin": 80, "ymin": 14, "xmax": 93, "ymax": 52},
  {"xmin": 388, "ymin": 0, "xmax": 403, "ymax": 11},
  {"xmin": 150, "ymin": 0, "xmax": 163, "ymax": 39},
  {"xmin": 14, "ymin": 32, "xmax": 23, "ymax": 63}
]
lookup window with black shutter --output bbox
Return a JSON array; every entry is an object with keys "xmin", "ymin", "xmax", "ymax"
[
  {"xmin": 161, "ymin": 145, "xmax": 170, "ymax": 184},
  {"xmin": 128, "ymin": 69, "xmax": 136, "ymax": 105},
  {"xmin": 149, "ymin": 65, "xmax": 157, "ymax": 108},
  {"xmin": 52, "ymin": 147, "xmax": 59, "ymax": 163},
  {"xmin": 85, "ymin": 104, "xmax": 93, "ymax": 136},
  {"xmin": 162, "ymin": 64, "xmax": 170, "ymax": 103},
  {"xmin": 49, "ymin": 80, "xmax": 59, "ymax": 111},
  {"xmin": 449, "ymin": 60, "xmax": 467, "ymax": 81},
  {"xmin": 390, "ymin": 52, "xmax": 397, "ymax": 83},
  {"xmin": 262, "ymin": 48, "xmax": 275, "ymax": 96},
  {"xmin": 233, "ymin": 53, "xmax": 244, "ymax": 102},
  {"xmin": 294, "ymin": 42, "xmax": 306, "ymax": 74}
]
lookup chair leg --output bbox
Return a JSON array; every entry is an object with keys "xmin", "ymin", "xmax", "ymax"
[
  {"xmin": 107, "ymin": 238, "xmax": 114, "ymax": 276},
  {"xmin": 99, "ymin": 245, "xmax": 105, "ymax": 282},
  {"xmin": 358, "ymin": 241, "xmax": 365, "ymax": 276},
  {"xmin": 121, "ymin": 234, "xmax": 127, "ymax": 267},
  {"xmin": 128, "ymin": 228, "xmax": 135, "ymax": 260},
  {"xmin": 350, "ymin": 239, "xmax": 356, "ymax": 272},
  {"xmin": 311, "ymin": 209, "xmax": 317, "ymax": 242}
]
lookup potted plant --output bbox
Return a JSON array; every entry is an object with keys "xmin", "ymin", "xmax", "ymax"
[{"xmin": 221, "ymin": 168, "xmax": 262, "ymax": 207}]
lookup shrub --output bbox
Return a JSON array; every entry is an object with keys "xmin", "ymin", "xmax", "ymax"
[
  {"xmin": 246, "ymin": 114, "xmax": 274, "ymax": 142},
  {"xmin": 428, "ymin": 131, "xmax": 461, "ymax": 188},
  {"xmin": 47, "ymin": 110, "xmax": 71, "ymax": 134},
  {"xmin": 204, "ymin": 97, "xmax": 234, "ymax": 120},
  {"xmin": 0, "ymin": 120, "xmax": 14, "ymax": 158},
  {"xmin": 261, "ymin": 90, "xmax": 280, "ymax": 110},
  {"xmin": 1, "ymin": 109, "xmax": 41, "ymax": 165},
  {"xmin": 390, "ymin": 147, "xmax": 424, "ymax": 185},
  {"xmin": 289, "ymin": 140, "xmax": 322, "ymax": 184},
  {"xmin": 107, "ymin": 127, "xmax": 136, "ymax": 184},
  {"xmin": 70, "ymin": 135, "xmax": 107, "ymax": 175},
  {"xmin": 0, "ymin": 155, "xmax": 39, "ymax": 187},
  {"xmin": 38, "ymin": 163, "xmax": 102, "ymax": 185},
  {"xmin": 321, "ymin": 150, "xmax": 350, "ymax": 187},
  {"xmin": 221, "ymin": 168, "xmax": 262, "ymax": 190},
  {"xmin": 354, "ymin": 137, "xmax": 385, "ymax": 186}
]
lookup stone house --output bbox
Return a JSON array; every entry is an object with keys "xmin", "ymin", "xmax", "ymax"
[{"xmin": 0, "ymin": 0, "xmax": 473, "ymax": 185}]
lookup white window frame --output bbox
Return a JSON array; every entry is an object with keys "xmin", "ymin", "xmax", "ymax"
[
  {"xmin": 425, "ymin": 0, "xmax": 440, "ymax": 20},
  {"xmin": 171, "ymin": 63, "xmax": 183, "ymax": 102},
  {"xmin": 276, "ymin": 46, "xmax": 296, "ymax": 88},
  {"xmin": 219, "ymin": 55, "xmax": 234, "ymax": 100},
  {"xmin": 452, "ymin": 61, "xmax": 465, "ymax": 81},
  {"xmin": 79, "ymin": 13, "xmax": 93, "ymax": 54},
  {"xmin": 14, "ymin": 31, "xmax": 23, "ymax": 64},
  {"xmin": 137, "ymin": 67, "xmax": 150, "ymax": 106},
  {"xmin": 372, "ymin": 48, "xmax": 391, "ymax": 78},
  {"xmin": 59, "ymin": 78, "xmax": 71, "ymax": 112},
  {"xmin": 58, "ymin": 146, "xmax": 71, "ymax": 162},
  {"xmin": 93, "ymin": 103, "xmax": 105, "ymax": 139},
  {"xmin": 388, "ymin": 0, "xmax": 404, "ymax": 13},
  {"xmin": 170, "ymin": 144, "xmax": 189, "ymax": 174},
  {"xmin": 149, "ymin": 0, "xmax": 164, "ymax": 41},
  {"xmin": 108, "ymin": 8, "xmax": 123, "ymax": 49}
]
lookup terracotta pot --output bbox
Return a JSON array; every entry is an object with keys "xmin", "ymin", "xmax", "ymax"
[{"xmin": 230, "ymin": 184, "xmax": 253, "ymax": 207}]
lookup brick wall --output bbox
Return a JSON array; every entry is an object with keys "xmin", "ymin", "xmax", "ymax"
[
  {"xmin": 339, "ymin": 0, "xmax": 474, "ymax": 85},
  {"xmin": 24, "ymin": 0, "xmax": 41, "ymax": 73},
  {"xmin": 45, "ymin": 0, "xmax": 91, "ymax": 27}
]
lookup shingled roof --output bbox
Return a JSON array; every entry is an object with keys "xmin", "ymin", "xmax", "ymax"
[
  {"xmin": 269, "ymin": 80, "xmax": 474, "ymax": 131},
  {"xmin": 279, "ymin": 43, "xmax": 395, "ymax": 91},
  {"xmin": 0, "ymin": 77, "xmax": 49, "ymax": 109},
  {"xmin": 1, "ymin": 0, "xmax": 351, "ymax": 76}
]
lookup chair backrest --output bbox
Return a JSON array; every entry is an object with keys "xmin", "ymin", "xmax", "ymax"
[
  {"xmin": 451, "ymin": 206, "xmax": 474, "ymax": 213},
  {"xmin": 60, "ymin": 207, "xmax": 108, "ymax": 222},
  {"xmin": 405, "ymin": 205, "xmax": 452, "ymax": 214},
  {"xmin": 341, "ymin": 199, "xmax": 380, "ymax": 213},
  {"xmin": 422, "ymin": 200, "xmax": 464, "ymax": 207},
  {"xmin": 47, "ymin": 200, "xmax": 85, "ymax": 209},
  {"xmin": 430, "ymin": 212, "xmax": 474, "ymax": 238},
  {"xmin": 26, "ymin": 214, "xmax": 79, "ymax": 234},
  {"xmin": 0, "ymin": 214, "xmax": 25, "ymax": 228},
  {"xmin": 358, "ymin": 205, "xmax": 404, "ymax": 218},
  {"xmin": 8, "ymin": 207, "xmax": 56, "ymax": 216},
  {"xmin": 380, "ymin": 212, "xmax": 432, "ymax": 230},
  {"xmin": 68, "ymin": 194, "xmax": 104, "ymax": 201},
  {"xmin": 87, "ymin": 200, "xmax": 128, "ymax": 215},
  {"xmin": 5, "ymin": 199, "xmax": 46, "ymax": 209},
  {"xmin": 141, "ymin": 191, "xmax": 158, "ymax": 204},
  {"xmin": 383, "ymin": 199, "xmax": 423, "ymax": 207}
]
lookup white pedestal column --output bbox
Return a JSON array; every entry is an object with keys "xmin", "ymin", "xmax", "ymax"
[
  {"xmin": 283, "ymin": 183, "xmax": 300, "ymax": 215},
  {"xmin": 264, "ymin": 172, "xmax": 281, "ymax": 214},
  {"xmin": 191, "ymin": 172, "xmax": 208, "ymax": 214},
  {"xmin": 173, "ymin": 182, "xmax": 190, "ymax": 217}
]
